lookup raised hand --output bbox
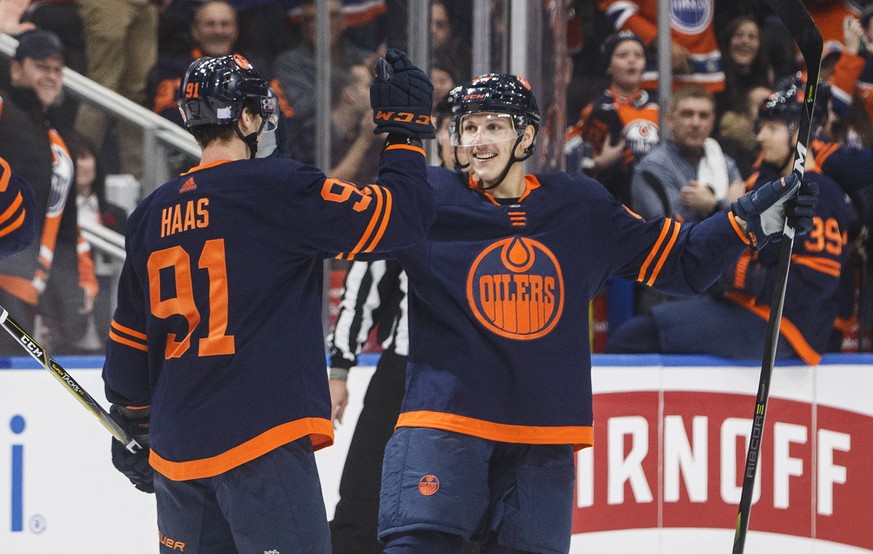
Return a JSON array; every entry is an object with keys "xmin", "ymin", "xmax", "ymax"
[{"xmin": 370, "ymin": 48, "xmax": 436, "ymax": 139}]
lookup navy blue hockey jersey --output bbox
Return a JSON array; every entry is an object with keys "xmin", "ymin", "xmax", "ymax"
[
  {"xmin": 725, "ymin": 165, "xmax": 849, "ymax": 365},
  {"xmin": 0, "ymin": 156, "xmax": 36, "ymax": 259},
  {"xmin": 391, "ymin": 167, "xmax": 749, "ymax": 449},
  {"xmin": 103, "ymin": 147, "xmax": 434, "ymax": 480}
]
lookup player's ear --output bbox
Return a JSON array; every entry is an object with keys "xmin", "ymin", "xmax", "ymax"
[
  {"xmin": 239, "ymin": 106, "xmax": 259, "ymax": 133},
  {"xmin": 519, "ymin": 124, "xmax": 535, "ymax": 151}
]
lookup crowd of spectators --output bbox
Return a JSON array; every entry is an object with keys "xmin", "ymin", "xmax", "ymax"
[{"xmin": 0, "ymin": 0, "xmax": 871, "ymax": 361}]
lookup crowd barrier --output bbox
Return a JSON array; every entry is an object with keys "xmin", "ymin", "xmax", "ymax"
[{"xmin": 1, "ymin": 353, "xmax": 871, "ymax": 553}]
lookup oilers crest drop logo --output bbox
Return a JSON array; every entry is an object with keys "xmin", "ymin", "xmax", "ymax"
[
  {"xmin": 671, "ymin": 0, "xmax": 712, "ymax": 34},
  {"xmin": 466, "ymin": 236, "xmax": 564, "ymax": 340}
]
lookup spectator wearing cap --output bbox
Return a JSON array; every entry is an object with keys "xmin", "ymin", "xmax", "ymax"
[
  {"xmin": 0, "ymin": 29, "xmax": 98, "ymax": 355},
  {"xmin": 566, "ymin": 31, "xmax": 659, "ymax": 205}
]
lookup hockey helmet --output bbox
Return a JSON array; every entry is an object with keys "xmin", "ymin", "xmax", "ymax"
[
  {"xmin": 757, "ymin": 72, "xmax": 831, "ymax": 133},
  {"xmin": 179, "ymin": 54, "xmax": 278, "ymax": 131},
  {"xmin": 447, "ymin": 74, "xmax": 540, "ymax": 147}
]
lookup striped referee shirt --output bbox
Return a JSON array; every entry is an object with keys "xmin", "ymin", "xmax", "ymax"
[{"xmin": 328, "ymin": 259, "xmax": 408, "ymax": 369}]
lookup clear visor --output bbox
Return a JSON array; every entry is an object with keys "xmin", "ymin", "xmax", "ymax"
[
  {"xmin": 451, "ymin": 112, "xmax": 521, "ymax": 147},
  {"xmin": 260, "ymin": 91, "xmax": 280, "ymax": 132}
]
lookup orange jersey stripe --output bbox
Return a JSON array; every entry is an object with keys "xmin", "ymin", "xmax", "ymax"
[
  {"xmin": 182, "ymin": 160, "xmax": 233, "ymax": 175},
  {"xmin": 791, "ymin": 254, "xmax": 842, "ymax": 277},
  {"xmin": 0, "ymin": 156, "xmax": 11, "ymax": 192},
  {"xmin": 109, "ymin": 330, "xmax": 148, "ymax": 351},
  {"xmin": 637, "ymin": 219, "xmax": 673, "ymax": 282},
  {"xmin": 396, "ymin": 410, "xmax": 594, "ymax": 452},
  {"xmin": 813, "ymin": 140, "xmax": 840, "ymax": 168},
  {"xmin": 346, "ymin": 185, "xmax": 386, "ymax": 256},
  {"xmin": 0, "ymin": 192, "xmax": 25, "ymax": 237},
  {"xmin": 724, "ymin": 292, "xmax": 822, "ymax": 365},
  {"xmin": 150, "ymin": 418, "xmax": 334, "ymax": 480},
  {"xmin": 645, "ymin": 219, "xmax": 681, "ymax": 286},
  {"xmin": 111, "ymin": 320, "xmax": 147, "ymax": 340},
  {"xmin": 384, "ymin": 143, "xmax": 425, "ymax": 156},
  {"xmin": 362, "ymin": 187, "xmax": 392, "ymax": 253},
  {"xmin": 638, "ymin": 218, "xmax": 680, "ymax": 285}
]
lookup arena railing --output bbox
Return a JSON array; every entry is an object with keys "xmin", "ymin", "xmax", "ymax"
[{"xmin": 0, "ymin": 32, "xmax": 200, "ymax": 202}]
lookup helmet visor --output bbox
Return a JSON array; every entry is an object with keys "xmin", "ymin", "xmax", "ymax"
[
  {"xmin": 260, "ymin": 90, "xmax": 280, "ymax": 132},
  {"xmin": 451, "ymin": 113, "xmax": 521, "ymax": 147}
]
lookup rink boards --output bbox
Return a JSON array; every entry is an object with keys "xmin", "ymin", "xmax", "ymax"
[{"xmin": 1, "ymin": 354, "xmax": 871, "ymax": 553}]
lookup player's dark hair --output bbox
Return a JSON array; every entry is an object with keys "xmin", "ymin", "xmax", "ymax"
[{"xmin": 189, "ymin": 98, "xmax": 259, "ymax": 148}]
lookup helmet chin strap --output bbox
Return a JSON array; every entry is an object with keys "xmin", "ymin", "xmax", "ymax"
[
  {"xmin": 452, "ymin": 147, "xmax": 470, "ymax": 171},
  {"xmin": 471, "ymin": 134, "xmax": 531, "ymax": 192},
  {"xmin": 235, "ymin": 118, "xmax": 267, "ymax": 159}
]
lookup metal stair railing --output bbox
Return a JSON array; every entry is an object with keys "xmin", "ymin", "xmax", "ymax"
[{"xmin": 0, "ymin": 33, "xmax": 200, "ymax": 197}]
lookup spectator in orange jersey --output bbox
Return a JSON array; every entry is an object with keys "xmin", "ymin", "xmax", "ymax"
[
  {"xmin": 0, "ymin": 30, "xmax": 98, "ymax": 355},
  {"xmin": 598, "ymin": 0, "xmax": 724, "ymax": 93},
  {"xmin": 821, "ymin": 5, "xmax": 873, "ymax": 134},
  {"xmin": 566, "ymin": 31, "xmax": 659, "ymax": 205},
  {"xmin": 804, "ymin": 0, "xmax": 862, "ymax": 55}
]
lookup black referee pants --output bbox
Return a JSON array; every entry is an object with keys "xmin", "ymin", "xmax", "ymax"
[{"xmin": 330, "ymin": 350, "xmax": 407, "ymax": 554}]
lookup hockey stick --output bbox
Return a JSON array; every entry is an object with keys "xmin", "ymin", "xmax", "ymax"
[
  {"xmin": 732, "ymin": 2, "xmax": 822, "ymax": 553},
  {"xmin": 0, "ymin": 305, "xmax": 142, "ymax": 454}
]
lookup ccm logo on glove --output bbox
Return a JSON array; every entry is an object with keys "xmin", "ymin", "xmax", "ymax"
[{"xmin": 375, "ymin": 111, "xmax": 433, "ymax": 125}]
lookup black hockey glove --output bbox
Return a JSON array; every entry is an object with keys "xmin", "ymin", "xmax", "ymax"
[
  {"xmin": 788, "ymin": 177, "xmax": 819, "ymax": 236},
  {"xmin": 370, "ymin": 48, "xmax": 436, "ymax": 139},
  {"xmin": 731, "ymin": 173, "xmax": 816, "ymax": 250},
  {"xmin": 110, "ymin": 404, "xmax": 154, "ymax": 494}
]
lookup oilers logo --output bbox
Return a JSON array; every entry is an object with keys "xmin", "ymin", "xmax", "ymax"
[
  {"xmin": 671, "ymin": 0, "xmax": 712, "ymax": 35},
  {"xmin": 466, "ymin": 237, "xmax": 564, "ymax": 340},
  {"xmin": 623, "ymin": 119, "xmax": 659, "ymax": 157}
]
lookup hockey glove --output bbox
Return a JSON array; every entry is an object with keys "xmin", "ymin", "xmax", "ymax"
[
  {"xmin": 732, "ymin": 173, "xmax": 803, "ymax": 250},
  {"xmin": 788, "ymin": 177, "xmax": 819, "ymax": 236},
  {"xmin": 371, "ymin": 48, "xmax": 436, "ymax": 139},
  {"xmin": 110, "ymin": 404, "xmax": 154, "ymax": 494}
]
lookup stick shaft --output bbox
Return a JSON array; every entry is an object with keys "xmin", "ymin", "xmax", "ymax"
[
  {"xmin": 0, "ymin": 305, "xmax": 141, "ymax": 452},
  {"xmin": 733, "ymin": 1, "xmax": 822, "ymax": 551}
]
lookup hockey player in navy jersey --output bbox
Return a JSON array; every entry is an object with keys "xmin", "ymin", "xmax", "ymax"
[
  {"xmin": 102, "ymin": 50, "xmax": 435, "ymax": 553},
  {"xmin": 375, "ymin": 73, "xmax": 818, "ymax": 553},
  {"xmin": 0, "ymin": 156, "xmax": 36, "ymax": 259},
  {"xmin": 608, "ymin": 76, "xmax": 849, "ymax": 365}
]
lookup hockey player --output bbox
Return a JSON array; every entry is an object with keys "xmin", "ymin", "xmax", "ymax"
[
  {"xmin": 608, "ymin": 76, "xmax": 848, "ymax": 365},
  {"xmin": 0, "ymin": 156, "xmax": 36, "ymax": 259},
  {"xmin": 375, "ymin": 73, "xmax": 817, "ymax": 553},
  {"xmin": 102, "ymin": 50, "xmax": 436, "ymax": 553}
]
